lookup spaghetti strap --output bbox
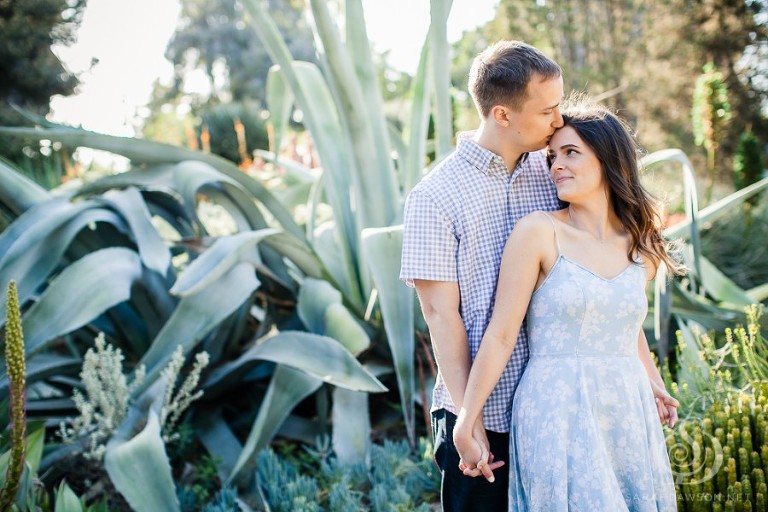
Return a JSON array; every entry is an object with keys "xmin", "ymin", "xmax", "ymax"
[{"xmin": 539, "ymin": 212, "xmax": 561, "ymax": 256}]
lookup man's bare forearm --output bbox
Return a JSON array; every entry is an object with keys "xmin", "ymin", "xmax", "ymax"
[
  {"xmin": 424, "ymin": 310, "xmax": 471, "ymax": 411},
  {"xmin": 414, "ymin": 280, "xmax": 471, "ymax": 411}
]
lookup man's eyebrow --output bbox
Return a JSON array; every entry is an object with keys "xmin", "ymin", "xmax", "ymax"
[{"xmin": 542, "ymin": 101, "xmax": 561, "ymax": 111}]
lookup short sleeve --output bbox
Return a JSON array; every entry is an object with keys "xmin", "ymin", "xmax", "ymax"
[{"xmin": 399, "ymin": 189, "xmax": 458, "ymax": 286}]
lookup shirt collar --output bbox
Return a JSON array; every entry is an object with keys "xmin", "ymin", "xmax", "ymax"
[{"xmin": 456, "ymin": 131, "xmax": 529, "ymax": 177}]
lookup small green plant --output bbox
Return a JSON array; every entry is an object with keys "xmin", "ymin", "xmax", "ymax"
[
  {"xmin": 692, "ymin": 62, "xmax": 732, "ymax": 203},
  {"xmin": 58, "ymin": 333, "xmax": 146, "ymax": 460},
  {"xmin": 59, "ymin": 336, "xmax": 209, "ymax": 459},
  {"xmin": 734, "ymin": 130, "xmax": 764, "ymax": 192},
  {"xmin": 255, "ymin": 438, "xmax": 439, "ymax": 511},
  {"xmin": 664, "ymin": 304, "xmax": 767, "ymax": 415},
  {"xmin": 0, "ymin": 280, "xmax": 27, "ymax": 510},
  {"xmin": 160, "ymin": 345, "xmax": 210, "ymax": 443}
]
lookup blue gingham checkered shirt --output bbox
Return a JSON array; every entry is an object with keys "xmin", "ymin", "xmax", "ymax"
[{"xmin": 400, "ymin": 133, "xmax": 562, "ymax": 432}]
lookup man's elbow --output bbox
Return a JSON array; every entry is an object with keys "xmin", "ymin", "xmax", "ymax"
[{"xmin": 419, "ymin": 301, "xmax": 458, "ymax": 328}]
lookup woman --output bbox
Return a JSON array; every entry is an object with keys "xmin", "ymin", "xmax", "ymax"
[{"xmin": 453, "ymin": 102, "xmax": 681, "ymax": 510}]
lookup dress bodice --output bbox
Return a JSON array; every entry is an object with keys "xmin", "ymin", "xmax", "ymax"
[{"xmin": 526, "ymin": 251, "xmax": 648, "ymax": 357}]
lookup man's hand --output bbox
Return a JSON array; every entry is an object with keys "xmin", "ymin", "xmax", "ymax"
[
  {"xmin": 453, "ymin": 416, "xmax": 504, "ymax": 482},
  {"xmin": 650, "ymin": 380, "xmax": 679, "ymax": 427}
]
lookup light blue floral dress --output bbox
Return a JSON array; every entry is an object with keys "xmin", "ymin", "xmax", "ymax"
[{"xmin": 508, "ymin": 214, "xmax": 676, "ymax": 511}]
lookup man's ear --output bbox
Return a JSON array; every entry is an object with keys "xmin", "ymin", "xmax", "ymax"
[{"xmin": 490, "ymin": 105, "xmax": 509, "ymax": 127}]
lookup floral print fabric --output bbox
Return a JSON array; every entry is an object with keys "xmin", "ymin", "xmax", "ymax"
[{"xmin": 508, "ymin": 255, "xmax": 676, "ymax": 511}]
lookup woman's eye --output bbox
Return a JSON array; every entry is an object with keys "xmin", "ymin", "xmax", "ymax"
[{"xmin": 566, "ymin": 149, "xmax": 578, "ymax": 156}]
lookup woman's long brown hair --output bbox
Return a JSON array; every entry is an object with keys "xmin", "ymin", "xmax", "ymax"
[{"xmin": 559, "ymin": 103, "xmax": 685, "ymax": 276}]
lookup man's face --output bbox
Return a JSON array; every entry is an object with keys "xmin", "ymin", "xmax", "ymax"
[{"xmin": 503, "ymin": 74, "xmax": 564, "ymax": 153}]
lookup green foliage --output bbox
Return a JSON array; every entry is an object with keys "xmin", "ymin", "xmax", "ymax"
[
  {"xmin": 197, "ymin": 101, "xmax": 270, "ymax": 164},
  {"xmin": 700, "ymin": 196, "xmax": 768, "ymax": 291},
  {"xmin": 164, "ymin": 0, "xmax": 316, "ymax": 107},
  {"xmin": 663, "ymin": 304, "xmax": 768, "ymax": 509},
  {"xmin": 0, "ymin": 0, "xmax": 85, "ymax": 165},
  {"xmin": 692, "ymin": 63, "xmax": 732, "ymax": 203},
  {"xmin": 0, "ymin": 281, "xmax": 26, "ymax": 511},
  {"xmin": 58, "ymin": 333, "xmax": 147, "ymax": 461},
  {"xmin": 693, "ymin": 64, "xmax": 732, "ymax": 150},
  {"xmin": 256, "ymin": 438, "xmax": 439, "ymax": 511},
  {"xmin": 734, "ymin": 130, "xmax": 764, "ymax": 191},
  {"xmin": 664, "ymin": 305, "xmax": 767, "ymax": 415},
  {"xmin": 201, "ymin": 487, "xmax": 239, "ymax": 512},
  {"xmin": 177, "ymin": 455, "xmax": 224, "ymax": 511},
  {"xmin": 668, "ymin": 384, "xmax": 768, "ymax": 510}
]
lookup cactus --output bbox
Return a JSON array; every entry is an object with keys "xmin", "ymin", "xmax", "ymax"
[
  {"xmin": 0, "ymin": 281, "xmax": 27, "ymax": 510},
  {"xmin": 674, "ymin": 385, "xmax": 768, "ymax": 509}
]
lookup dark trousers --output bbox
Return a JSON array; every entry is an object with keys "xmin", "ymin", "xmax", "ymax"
[{"xmin": 432, "ymin": 409, "xmax": 510, "ymax": 511}]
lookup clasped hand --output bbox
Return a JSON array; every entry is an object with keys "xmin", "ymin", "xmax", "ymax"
[
  {"xmin": 452, "ymin": 413, "xmax": 505, "ymax": 482},
  {"xmin": 650, "ymin": 380, "xmax": 679, "ymax": 428}
]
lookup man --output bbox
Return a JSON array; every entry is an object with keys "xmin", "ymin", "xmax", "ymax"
[{"xmin": 400, "ymin": 41, "xmax": 565, "ymax": 510}]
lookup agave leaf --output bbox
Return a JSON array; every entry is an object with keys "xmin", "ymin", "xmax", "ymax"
[
  {"xmin": 239, "ymin": 0, "xmax": 362, "ymax": 308},
  {"xmin": 0, "ymin": 126, "xmax": 306, "ymax": 242},
  {"xmin": 170, "ymin": 230, "xmax": 277, "ymax": 297},
  {"xmin": 135, "ymin": 262, "xmax": 260, "ymax": 395},
  {"xmin": 227, "ymin": 365, "xmax": 322, "ymax": 485},
  {"xmin": 404, "ymin": 36, "xmax": 433, "ymax": 197},
  {"xmin": 430, "ymin": 0, "xmax": 454, "ymax": 159},
  {"xmin": 747, "ymin": 283, "xmax": 768, "ymax": 302},
  {"xmin": 100, "ymin": 188, "xmax": 171, "ymax": 276},
  {"xmin": 672, "ymin": 316, "xmax": 710, "ymax": 396},
  {"xmin": 361, "ymin": 225, "xmax": 415, "ymax": 443},
  {"xmin": 0, "ymin": 200, "xmax": 122, "ymax": 323},
  {"xmin": 104, "ymin": 410, "xmax": 179, "ymax": 512},
  {"xmin": 265, "ymin": 66, "xmax": 295, "ymax": 154},
  {"xmin": 324, "ymin": 302, "xmax": 370, "ymax": 356},
  {"xmin": 54, "ymin": 480, "xmax": 84, "ymax": 512},
  {"xmin": 233, "ymin": 331, "xmax": 384, "ymax": 392},
  {"xmin": 254, "ymin": 149, "xmax": 318, "ymax": 183},
  {"xmin": 312, "ymin": 0, "xmax": 398, "ymax": 228},
  {"xmin": 297, "ymin": 278, "xmax": 342, "ymax": 333},
  {"xmin": 698, "ymin": 255, "xmax": 754, "ymax": 306},
  {"xmin": 22, "ymin": 248, "xmax": 142, "ymax": 356},
  {"xmin": 261, "ymin": 230, "xmax": 323, "ymax": 274},
  {"xmin": 24, "ymin": 424, "xmax": 45, "ymax": 475},
  {"xmin": 653, "ymin": 269, "xmax": 673, "ymax": 364},
  {"xmin": 331, "ymin": 387, "xmax": 370, "ymax": 465},
  {"xmin": 194, "ymin": 408, "xmax": 243, "ymax": 483},
  {"xmin": 0, "ymin": 354, "xmax": 81, "ymax": 395},
  {"xmin": 0, "ymin": 158, "xmax": 50, "ymax": 216}
]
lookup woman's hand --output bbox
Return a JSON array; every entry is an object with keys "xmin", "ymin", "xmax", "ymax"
[
  {"xmin": 453, "ymin": 414, "xmax": 504, "ymax": 482},
  {"xmin": 650, "ymin": 379, "xmax": 679, "ymax": 427}
]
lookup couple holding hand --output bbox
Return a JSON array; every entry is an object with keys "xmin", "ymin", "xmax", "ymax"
[{"xmin": 401, "ymin": 41, "xmax": 681, "ymax": 511}]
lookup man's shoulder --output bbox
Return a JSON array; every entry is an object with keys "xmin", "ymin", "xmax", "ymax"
[{"xmin": 410, "ymin": 151, "xmax": 468, "ymax": 196}]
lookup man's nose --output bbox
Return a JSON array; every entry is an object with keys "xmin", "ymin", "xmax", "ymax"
[{"xmin": 552, "ymin": 110, "xmax": 564, "ymax": 128}]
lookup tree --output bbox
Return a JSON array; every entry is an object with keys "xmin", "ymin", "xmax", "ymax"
[
  {"xmin": 164, "ymin": 0, "xmax": 316, "ymax": 107},
  {"xmin": 142, "ymin": 0, "xmax": 314, "ymax": 163},
  {"xmin": 450, "ymin": 0, "xmax": 767, "ymax": 185},
  {"xmin": 0, "ymin": 0, "xmax": 86, "ymax": 159}
]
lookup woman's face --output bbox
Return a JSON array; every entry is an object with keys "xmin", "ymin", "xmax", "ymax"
[{"xmin": 547, "ymin": 125, "xmax": 604, "ymax": 203}]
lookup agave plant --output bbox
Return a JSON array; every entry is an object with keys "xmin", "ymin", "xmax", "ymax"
[
  {"xmin": 0, "ymin": 0, "xmax": 454, "ymax": 500},
  {"xmin": 641, "ymin": 149, "xmax": 768, "ymax": 391}
]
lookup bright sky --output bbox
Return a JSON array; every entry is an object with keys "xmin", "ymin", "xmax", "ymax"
[{"xmin": 49, "ymin": 0, "xmax": 498, "ymax": 137}]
